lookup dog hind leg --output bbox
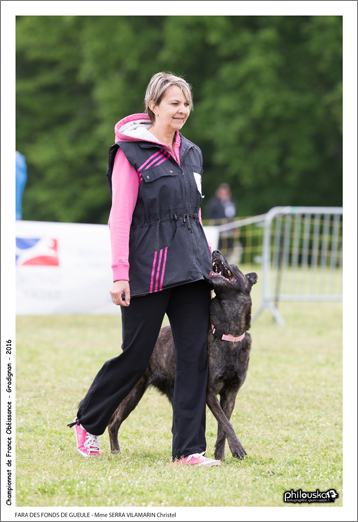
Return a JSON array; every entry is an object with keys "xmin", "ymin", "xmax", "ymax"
[{"xmin": 108, "ymin": 375, "xmax": 148, "ymax": 454}]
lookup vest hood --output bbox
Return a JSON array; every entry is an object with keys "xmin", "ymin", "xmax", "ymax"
[{"xmin": 114, "ymin": 113, "xmax": 161, "ymax": 145}]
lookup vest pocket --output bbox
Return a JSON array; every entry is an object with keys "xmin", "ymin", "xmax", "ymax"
[
  {"xmin": 129, "ymin": 218, "xmax": 178, "ymax": 257},
  {"xmin": 139, "ymin": 164, "xmax": 181, "ymax": 215},
  {"xmin": 140, "ymin": 167, "xmax": 177, "ymax": 183},
  {"xmin": 129, "ymin": 220, "xmax": 187, "ymax": 295},
  {"xmin": 129, "ymin": 223, "xmax": 151, "ymax": 256}
]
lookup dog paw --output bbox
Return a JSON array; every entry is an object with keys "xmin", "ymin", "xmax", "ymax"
[
  {"xmin": 231, "ymin": 445, "xmax": 247, "ymax": 460},
  {"xmin": 110, "ymin": 448, "xmax": 121, "ymax": 454},
  {"xmin": 233, "ymin": 453, "xmax": 245, "ymax": 460}
]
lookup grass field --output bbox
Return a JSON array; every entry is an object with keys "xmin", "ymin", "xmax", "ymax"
[{"xmin": 15, "ymin": 287, "xmax": 342, "ymax": 508}]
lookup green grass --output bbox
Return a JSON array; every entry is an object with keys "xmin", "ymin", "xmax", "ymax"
[{"xmin": 16, "ymin": 294, "xmax": 342, "ymax": 507}]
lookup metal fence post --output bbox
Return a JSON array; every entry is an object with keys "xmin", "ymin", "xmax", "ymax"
[{"xmin": 252, "ymin": 207, "xmax": 289, "ymax": 326}]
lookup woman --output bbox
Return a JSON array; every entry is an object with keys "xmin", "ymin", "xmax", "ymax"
[{"xmin": 68, "ymin": 72, "xmax": 220, "ymax": 467}]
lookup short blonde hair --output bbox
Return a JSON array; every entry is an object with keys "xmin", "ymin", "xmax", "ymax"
[{"xmin": 144, "ymin": 72, "xmax": 193, "ymax": 123}]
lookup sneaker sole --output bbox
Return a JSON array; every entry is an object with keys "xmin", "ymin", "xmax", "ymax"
[
  {"xmin": 174, "ymin": 460, "xmax": 221, "ymax": 467},
  {"xmin": 77, "ymin": 448, "xmax": 102, "ymax": 458}
]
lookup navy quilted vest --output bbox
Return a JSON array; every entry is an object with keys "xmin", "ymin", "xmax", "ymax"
[{"xmin": 106, "ymin": 134, "xmax": 212, "ymax": 297}]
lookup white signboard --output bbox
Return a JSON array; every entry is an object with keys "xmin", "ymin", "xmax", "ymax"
[
  {"xmin": 16, "ymin": 221, "xmax": 219, "ymax": 315},
  {"xmin": 16, "ymin": 220, "xmax": 114, "ymax": 315}
]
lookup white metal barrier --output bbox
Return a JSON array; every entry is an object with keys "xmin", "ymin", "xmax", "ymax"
[{"xmin": 252, "ymin": 206, "xmax": 343, "ymax": 326}]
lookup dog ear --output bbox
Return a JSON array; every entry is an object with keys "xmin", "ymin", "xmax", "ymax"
[{"xmin": 245, "ymin": 272, "xmax": 258, "ymax": 289}]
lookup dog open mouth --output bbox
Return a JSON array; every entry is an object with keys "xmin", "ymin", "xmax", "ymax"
[{"xmin": 210, "ymin": 259, "xmax": 236, "ymax": 284}]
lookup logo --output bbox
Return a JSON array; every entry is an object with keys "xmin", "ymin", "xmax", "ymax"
[
  {"xmin": 16, "ymin": 237, "xmax": 59, "ymax": 266},
  {"xmin": 283, "ymin": 488, "xmax": 339, "ymax": 504}
]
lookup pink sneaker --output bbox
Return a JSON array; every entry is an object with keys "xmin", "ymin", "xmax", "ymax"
[
  {"xmin": 174, "ymin": 452, "xmax": 221, "ymax": 467},
  {"xmin": 72, "ymin": 419, "xmax": 102, "ymax": 457}
]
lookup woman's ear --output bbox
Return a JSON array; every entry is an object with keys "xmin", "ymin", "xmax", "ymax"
[{"xmin": 148, "ymin": 101, "xmax": 157, "ymax": 115}]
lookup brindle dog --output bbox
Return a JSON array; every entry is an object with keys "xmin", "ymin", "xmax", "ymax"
[{"xmin": 108, "ymin": 250, "xmax": 258, "ymax": 460}]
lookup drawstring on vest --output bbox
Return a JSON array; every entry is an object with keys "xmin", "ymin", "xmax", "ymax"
[{"xmin": 183, "ymin": 213, "xmax": 198, "ymax": 233}]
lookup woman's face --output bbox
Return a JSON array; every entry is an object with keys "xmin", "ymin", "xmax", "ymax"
[{"xmin": 150, "ymin": 85, "xmax": 190, "ymax": 133}]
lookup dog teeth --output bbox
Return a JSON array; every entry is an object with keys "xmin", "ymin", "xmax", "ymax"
[
  {"xmin": 212, "ymin": 258, "xmax": 235, "ymax": 283},
  {"xmin": 213, "ymin": 260, "xmax": 233, "ymax": 280}
]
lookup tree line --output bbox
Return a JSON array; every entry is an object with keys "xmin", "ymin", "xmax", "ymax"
[{"xmin": 16, "ymin": 15, "xmax": 342, "ymax": 223}]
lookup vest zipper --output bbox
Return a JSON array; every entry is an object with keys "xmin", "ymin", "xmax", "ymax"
[
  {"xmin": 178, "ymin": 144, "xmax": 194, "ymax": 229},
  {"xmin": 180, "ymin": 166, "xmax": 188, "ymax": 227}
]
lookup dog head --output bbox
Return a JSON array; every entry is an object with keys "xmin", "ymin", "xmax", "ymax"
[
  {"xmin": 209, "ymin": 250, "xmax": 258, "ymax": 296},
  {"xmin": 209, "ymin": 250, "xmax": 258, "ymax": 334}
]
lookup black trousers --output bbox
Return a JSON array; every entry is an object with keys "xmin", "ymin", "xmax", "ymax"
[{"xmin": 76, "ymin": 280, "xmax": 211, "ymax": 460}]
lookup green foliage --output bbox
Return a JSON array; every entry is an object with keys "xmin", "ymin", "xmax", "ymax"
[{"xmin": 16, "ymin": 16, "xmax": 342, "ymax": 223}]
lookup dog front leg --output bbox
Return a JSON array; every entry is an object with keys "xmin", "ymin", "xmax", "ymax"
[
  {"xmin": 108, "ymin": 375, "xmax": 148, "ymax": 454},
  {"xmin": 206, "ymin": 391, "xmax": 246, "ymax": 460},
  {"xmin": 214, "ymin": 393, "xmax": 237, "ymax": 461}
]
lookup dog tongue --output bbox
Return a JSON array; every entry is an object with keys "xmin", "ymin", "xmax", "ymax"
[{"xmin": 209, "ymin": 271, "xmax": 215, "ymax": 280}]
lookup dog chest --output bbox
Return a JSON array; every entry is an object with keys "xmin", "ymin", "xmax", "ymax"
[{"xmin": 208, "ymin": 339, "xmax": 250, "ymax": 392}]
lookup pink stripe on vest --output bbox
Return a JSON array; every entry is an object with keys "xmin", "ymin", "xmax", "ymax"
[
  {"xmin": 150, "ymin": 251, "xmax": 158, "ymax": 293},
  {"xmin": 137, "ymin": 150, "xmax": 162, "ymax": 172},
  {"xmin": 145, "ymin": 151, "xmax": 167, "ymax": 170},
  {"xmin": 160, "ymin": 247, "xmax": 168, "ymax": 291},
  {"xmin": 155, "ymin": 249, "xmax": 163, "ymax": 292},
  {"xmin": 153, "ymin": 153, "xmax": 170, "ymax": 168}
]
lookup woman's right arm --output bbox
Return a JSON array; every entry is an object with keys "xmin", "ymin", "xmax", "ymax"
[{"xmin": 108, "ymin": 147, "xmax": 139, "ymax": 306}]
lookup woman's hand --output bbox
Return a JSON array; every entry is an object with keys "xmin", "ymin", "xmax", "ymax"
[{"xmin": 110, "ymin": 280, "xmax": 131, "ymax": 307}]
